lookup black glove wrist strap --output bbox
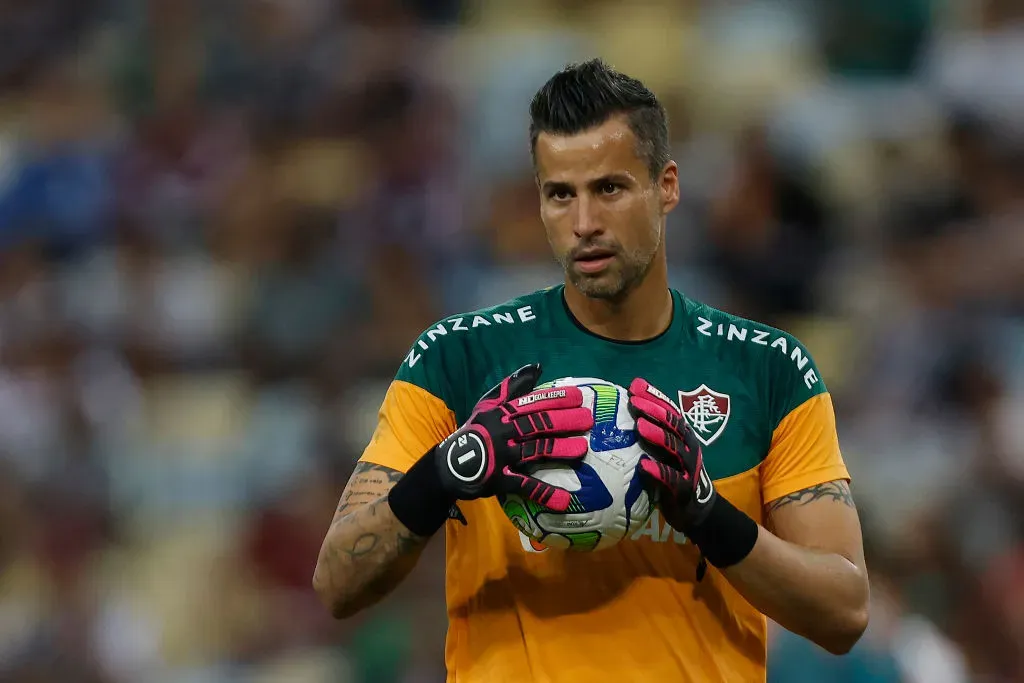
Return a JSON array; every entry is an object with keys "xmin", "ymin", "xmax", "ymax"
[
  {"xmin": 387, "ymin": 448, "xmax": 457, "ymax": 537},
  {"xmin": 684, "ymin": 496, "xmax": 759, "ymax": 569}
]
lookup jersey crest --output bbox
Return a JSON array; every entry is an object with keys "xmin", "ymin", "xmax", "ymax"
[{"xmin": 679, "ymin": 385, "xmax": 731, "ymax": 447}]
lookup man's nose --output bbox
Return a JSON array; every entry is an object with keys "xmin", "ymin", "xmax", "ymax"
[{"xmin": 573, "ymin": 195, "xmax": 603, "ymax": 240}]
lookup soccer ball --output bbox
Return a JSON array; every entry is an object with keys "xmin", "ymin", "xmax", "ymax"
[{"xmin": 498, "ymin": 377, "xmax": 653, "ymax": 552}]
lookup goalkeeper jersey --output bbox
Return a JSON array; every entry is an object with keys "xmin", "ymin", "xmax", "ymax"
[{"xmin": 360, "ymin": 285, "xmax": 849, "ymax": 683}]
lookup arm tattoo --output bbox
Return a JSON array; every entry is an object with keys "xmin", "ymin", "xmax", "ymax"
[
  {"xmin": 766, "ymin": 480, "xmax": 855, "ymax": 514},
  {"xmin": 334, "ymin": 496, "xmax": 423, "ymax": 561},
  {"xmin": 335, "ymin": 462, "xmax": 404, "ymax": 516},
  {"xmin": 315, "ymin": 461, "xmax": 426, "ymax": 614}
]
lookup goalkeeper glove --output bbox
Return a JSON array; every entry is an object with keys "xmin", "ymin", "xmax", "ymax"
[
  {"xmin": 389, "ymin": 364, "xmax": 594, "ymax": 536},
  {"xmin": 628, "ymin": 378, "xmax": 758, "ymax": 574}
]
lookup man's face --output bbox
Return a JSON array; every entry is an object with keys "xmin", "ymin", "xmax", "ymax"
[{"xmin": 534, "ymin": 116, "xmax": 678, "ymax": 301}]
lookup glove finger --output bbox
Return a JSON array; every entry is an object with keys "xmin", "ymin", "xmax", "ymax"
[
  {"xmin": 636, "ymin": 417, "xmax": 686, "ymax": 469},
  {"xmin": 518, "ymin": 436, "xmax": 589, "ymax": 465},
  {"xmin": 480, "ymin": 364, "xmax": 542, "ymax": 405},
  {"xmin": 638, "ymin": 454, "xmax": 672, "ymax": 488},
  {"xmin": 505, "ymin": 385, "xmax": 586, "ymax": 415},
  {"xmin": 510, "ymin": 407, "xmax": 594, "ymax": 439},
  {"xmin": 637, "ymin": 455, "xmax": 691, "ymax": 501},
  {"xmin": 629, "ymin": 393, "xmax": 685, "ymax": 438},
  {"xmin": 629, "ymin": 378, "xmax": 683, "ymax": 419},
  {"xmin": 501, "ymin": 467, "xmax": 574, "ymax": 513},
  {"xmin": 502, "ymin": 364, "xmax": 543, "ymax": 400},
  {"xmin": 636, "ymin": 456, "xmax": 670, "ymax": 505}
]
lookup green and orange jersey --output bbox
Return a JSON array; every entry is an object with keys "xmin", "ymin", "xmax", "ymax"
[{"xmin": 360, "ymin": 285, "xmax": 849, "ymax": 683}]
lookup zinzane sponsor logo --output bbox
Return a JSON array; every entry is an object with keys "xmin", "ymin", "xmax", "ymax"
[
  {"xmin": 696, "ymin": 316, "xmax": 821, "ymax": 389},
  {"xmin": 517, "ymin": 389, "xmax": 566, "ymax": 407},
  {"xmin": 406, "ymin": 305, "xmax": 537, "ymax": 368}
]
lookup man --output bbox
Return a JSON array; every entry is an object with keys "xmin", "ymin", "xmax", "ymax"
[{"xmin": 313, "ymin": 59, "xmax": 869, "ymax": 682}]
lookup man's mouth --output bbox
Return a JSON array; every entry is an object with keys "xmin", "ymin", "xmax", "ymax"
[{"xmin": 572, "ymin": 248, "xmax": 617, "ymax": 274}]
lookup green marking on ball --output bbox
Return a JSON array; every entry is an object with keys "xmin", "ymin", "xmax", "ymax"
[
  {"xmin": 502, "ymin": 497, "xmax": 549, "ymax": 537},
  {"xmin": 591, "ymin": 383, "xmax": 619, "ymax": 424},
  {"xmin": 566, "ymin": 531, "xmax": 602, "ymax": 551},
  {"xmin": 502, "ymin": 498, "xmax": 529, "ymax": 528}
]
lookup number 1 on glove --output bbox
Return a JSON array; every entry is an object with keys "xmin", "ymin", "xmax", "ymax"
[{"xmin": 435, "ymin": 364, "xmax": 595, "ymax": 511}]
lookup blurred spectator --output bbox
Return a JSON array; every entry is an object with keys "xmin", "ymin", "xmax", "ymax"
[
  {"xmin": 0, "ymin": 0, "xmax": 101, "ymax": 91},
  {"xmin": 1, "ymin": 1, "xmax": 1021, "ymax": 681},
  {"xmin": 0, "ymin": 54, "xmax": 117, "ymax": 257},
  {"xmin": 240, "ymin": 206, "xmax": 357, "ymax": 385},
  {"xmin": 706, "ymin": 124, "xmax": 833, "ymax": 323},
  {"xmin": 818, "ymin": 0, "xmax": 933, "ymax": 79}
]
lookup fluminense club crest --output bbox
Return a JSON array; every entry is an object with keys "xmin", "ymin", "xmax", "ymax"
[{"xmin": 678, "ymin": 385, "xmax": 731, "ymax": 447}]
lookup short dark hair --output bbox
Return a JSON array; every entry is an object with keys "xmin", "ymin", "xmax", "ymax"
[{"xmin": 529, "ymin": 58, "xmax": 670, "ymax": 180}]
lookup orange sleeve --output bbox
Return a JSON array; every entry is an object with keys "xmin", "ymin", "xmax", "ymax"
[
  {"xmin": 760, "ymin": 392, "xmax": 850, "ymax": 504},
  {"xmin": 359, "ymin": 380, "xmax": 459, "ymax": 473}
]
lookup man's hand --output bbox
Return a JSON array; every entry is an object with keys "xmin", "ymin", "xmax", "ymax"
[
  {"xmin": 628, "ymin": 379, "xmax": 869, "ymax": 653},
  {"xmin": 434, "ymin": 363, "xmax": 594, "ymax": 511},
  {"xmin": 628, "ymin": 378, "xmax": 716, "ymax": 530},
  {"xmin": 388, "ymin": 363, "xmax": 594, "ymax": 536},
  {"xmin": 628, "ymin": 377, "xmax": 758, "ymax": 572}
]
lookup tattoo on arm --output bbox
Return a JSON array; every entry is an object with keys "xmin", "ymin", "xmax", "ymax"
[
  {"xmin": 335, "ymin": 462, "xmax": 404, "ymax": 517},
  {"xmin": 315, "ymin": 461, "xmax": 426, "ymax": 614},
  {"xmin": 334, "ymin": 497, "xmax": 424, "ymax": 563},
  {"xmin": 766, "ymin": 480, "xmax": 855, "ymax": 514}
]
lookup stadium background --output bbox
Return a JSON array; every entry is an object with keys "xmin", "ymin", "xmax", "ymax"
[{"xmin": 0, "ymin": 0, "xmax": 1022, "ymax": 681}]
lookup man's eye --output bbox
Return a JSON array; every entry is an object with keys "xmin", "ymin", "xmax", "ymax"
[{"xmin": 600, "ymin": 183, "xmax": 619, "ymax": 195}]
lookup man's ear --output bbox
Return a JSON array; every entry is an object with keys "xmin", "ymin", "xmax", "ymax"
[{"xmin": 658, "ymin": 161, "xmax": 680, "ymax": 214}]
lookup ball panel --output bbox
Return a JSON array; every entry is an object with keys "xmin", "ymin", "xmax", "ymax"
[
  {"xmin": 501, "ymin": 497, "xmax": 538, "ymax": 538},
  {"xmin": 519, "ymin": 463, "xmax": 581, "ymax": 491},
  {"xmin": 500, "ymin": 377, "xmax": 654, "ymax": 552}
]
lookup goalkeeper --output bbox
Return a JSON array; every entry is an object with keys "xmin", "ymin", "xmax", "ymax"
[{"xmin": 314, "ymin": 59, "xmax": 868, "ymax": 682}]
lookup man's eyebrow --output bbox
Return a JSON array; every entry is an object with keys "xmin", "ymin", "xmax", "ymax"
[
  {"xmin": 587, "ymin": 173, "xmax": 632, "ymax": 187},
  {"xmin": 541, "ymin": 174, "xmax": 634, "ymax": 194},
  {"xmin": 541, "ymin": 180, "xmax": 572, "ymax": 194}
]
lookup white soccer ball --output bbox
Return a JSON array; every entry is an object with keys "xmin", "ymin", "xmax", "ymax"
[{"xmin": 498, "ymin": 377, "xmax": 653, "ymax": 552}]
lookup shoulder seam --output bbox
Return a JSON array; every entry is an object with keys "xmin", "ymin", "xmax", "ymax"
[
  {"xmin": 769, "ymin": 391, "xmax": 832, "ymax": 437},
  {"xmin": 390, "ymin": 379, "xmax": 455, "ymax": 415}
]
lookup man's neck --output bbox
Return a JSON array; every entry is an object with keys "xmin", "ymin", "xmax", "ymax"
[{"xmin": 563, "ymin": 264, "xmax": 673, "ymax": 343}]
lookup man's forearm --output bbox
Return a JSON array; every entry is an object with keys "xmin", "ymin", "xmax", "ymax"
[
  {"xmin": 313, "ymin": 494, "xmax": 428, "ymax": 618},
  {"xmin": 721, "ymin": 525, "xmax": 869, "ymax": 654}
]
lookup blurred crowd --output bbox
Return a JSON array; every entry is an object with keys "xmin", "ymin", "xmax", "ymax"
[{"xmin": 0, "ymin": 0, "xmax": 1022, "ymax": 682}]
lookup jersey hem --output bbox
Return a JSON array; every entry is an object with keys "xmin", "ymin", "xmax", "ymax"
[{"xmin": 356, "ymin": 451, "xmax": 415, "ymax": 475}]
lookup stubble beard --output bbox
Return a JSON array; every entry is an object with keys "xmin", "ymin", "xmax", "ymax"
[{"xmin": 559, "ymin": 244, "xmax": 655, "ymax": 302}]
